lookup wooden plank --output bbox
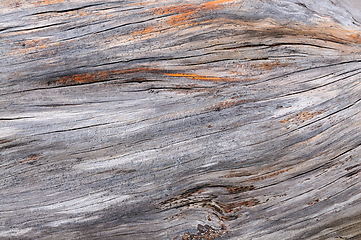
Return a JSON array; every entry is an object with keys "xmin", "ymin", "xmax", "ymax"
[{"xmin": 1, "ymin": 0, "xmax": 361, "ymax": 239}]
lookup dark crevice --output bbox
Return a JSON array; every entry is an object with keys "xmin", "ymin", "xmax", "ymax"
[
  {"xmin": 7, "ymin": 22, "xmax": 68, "ymax": 33},
  {"xmin": 60, "ymin": 13, "xmax": 182, "ymax": 42},
  {"xmin": 28, "ymin": 3, "xmax": 106, "ymax": 16},
  {"xmin": 33, "ymin": 122, "xmax": 112, "ymax": 136},
  {"xmin": 0, "ymin": 117, "xmax": 34, "ymax": 121},
  {"xmin": 244, "ymin": 59, "xmax": 361, "ymax": 87},
  {"xmin": 218, "ymin": 42, "xmax": 336, "ymax": 51}
]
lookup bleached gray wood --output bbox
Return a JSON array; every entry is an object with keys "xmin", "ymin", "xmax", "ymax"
[{"xmin": 1, "ymin": 0, "xmax": 361, "ymax": 239}]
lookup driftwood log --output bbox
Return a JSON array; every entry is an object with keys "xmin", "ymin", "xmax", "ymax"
[{"xmin": 1, "ymin": 0, "xmax": 361, "ymax": 239}]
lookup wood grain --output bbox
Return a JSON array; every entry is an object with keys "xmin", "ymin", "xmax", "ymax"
[{"xmin": 1, "ymin": 0, "xmax": 361, "ymax": 239}]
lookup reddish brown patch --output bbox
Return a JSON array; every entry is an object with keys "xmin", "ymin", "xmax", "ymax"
[
  {"xmin": 150, "ymin": 4, "xmax": 197, "ymax": 27},
  {"xmin": 10, "ymin": 38, "xmax": 51, "ymax": 55},
  {"xmin": 160, "ymin": 188, "xmax": 205, "ymax": 206},
  {"xmin": 36, "ymin": 0, "xmax": 65, "ymax": 5},
  {"xmin": 151, "ymin": 0, "xmax": 237, "ymax": 27},
  {"xmin": 56, "ymin": 71, "xmax": 107, "ymax": 85},
  {"xmin": 280, "ymin": 111, "xmax": 325, "ymax": 125},
  {"xmin": 153, "ymin": 4, "xmax": 197, "ymax": 15},
  {"xmin": 223, "ymin": 172, "xmax": 253, "ymax": 178},
  {"xmin": 346, "ymin": 164, "xmax": 361, "ymax": 171},
  {"xmin": 182, "ymin": 224, "xmax": 227, "ymax": 240},
  {"xmin": 252, "ymin": 61, "xmax": 292, "ymax": 70},
  {"xmin": 217, "ymin": 199, "xmax": 260, "ymax": 213},
  {"xmin": 202, "ymin": 0, "xmax": 238, "ymax": 9},
  {"xmin": 55, "ymin": 68, "xmax": 248, "ymax": 86},
  {"xmin": 55, "ymin": 68, "xmax": 163, "ymax": 85},
  {"xmin": 17, "ymin": 39, "xmax": 49, "ymax": 48},
  {"xmin": 347, "ymin": 33, "xmax": 361, "ymax": 43},
  {"xmin": 244, "ymin": 168, "xmax": 291, "ymax": 182},
  {"xmin": 226, "ymin": 185, "xmax": 255, "ymax": 194},
  {"xmin": 0, "ymin": 139, "xmax": 13, "ymax": 144},
  {"xmin": 308, "ymin": 199, "xmax": 320, "ymax": 205},
  {"xmin": 132, "ymin": 26, "xmax": 156, "ymax": 36},
  {"xmin": 19, "ymin": 155, "xmax": 39, "ymax": 164}
]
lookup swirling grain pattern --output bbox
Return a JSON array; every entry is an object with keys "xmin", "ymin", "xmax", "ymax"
[{"xmin": 1, "ymin": 0, "xmax": 361, "ymax": 239}]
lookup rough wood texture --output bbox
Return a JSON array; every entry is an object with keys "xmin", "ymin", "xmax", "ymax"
[{"xmin": 1, "ymin": 0, "xmax": 361, "ymax": 239}]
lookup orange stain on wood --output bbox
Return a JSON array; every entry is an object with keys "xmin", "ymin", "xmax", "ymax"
[
  {"xmin": 151, "ymin": 0, "xmax": 238, "ymax": 27},
  {"xmin": 18, "ymin": 39, "xmax": 48, "ymax": 47},
  {"xmin": 346, "ymin": 33, "xmax": 361, "ymax": 43},
  {"xmin": 56, "ymin": 68, "xmax": 248, "ymax": 86},
  {"xmin": 201, "ymin": 0, "xmax": 238, "ymax": 9},
  {"xmin": 280, "ymin": 111, "xmax": 325, "ymax": 125},
  {"xmin": 55, "ymin": 68, "xmax": 163, "ymax": 85},
  {"xmin": 36, "ymin": 0, "xmax": 65, "ymax": 5},
  {"xmin": 153, "ymin": 4, "xmax": 196, "ymax": 15},
  {"xmin": 132, "ymin": 26, "xmax": 156, "ymax": 36},
  {"xmin": 10, "ymin": 38, "xmax": 51, "ymax": 55},
  {"xmin": 57, "ymin": 72, "xmax": 102, "ymax": 85},
  {"xmin": 151, "ymin": 4, "xmax": 198, "ymax": 27},
  {"xmin": 19, "ymin": 155, "xmax": 40, "ymax": 164}
]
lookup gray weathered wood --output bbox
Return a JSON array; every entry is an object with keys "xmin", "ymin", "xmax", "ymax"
[{"xmin": 1, "ymin": 0, "xmax": 361, "ymax": 239}]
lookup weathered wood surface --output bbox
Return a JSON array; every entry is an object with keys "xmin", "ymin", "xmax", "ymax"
[{"xmin": 1, "ymin": 0, "xmax": 361, "ymax": 239}]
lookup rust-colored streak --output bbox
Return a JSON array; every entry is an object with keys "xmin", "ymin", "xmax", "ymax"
[
  {"xmin": 55, "ymin": 68, "xmax": 242, "ymax": 86},
  {"xmin": 253, "ymin": 61, "xmax": 292, "ymax": 70},
  {"xmin": 244, "ymin": 168, "xmax": 292, "ymax": 182},
  {"xmin": 153, "ymin": 4, "xmax": 196, "ymax": 15},
  {"xmin": 0, "ymin": 139, "xmax": 13, "ymax": 144},
  {"xmin": 19, "ymin": 155, "xmax": 40, "ymax": 164},
  {"xmin": 151, "ymin": 0, "xmax": 238, "ymax": 27},
  {"xmin": 55, "ymin": 68, "xmax": 163, "ymax": 86},
  {"xmin": 226, "ymin": 185, "xmax": 255, "ymax": 194},
  {"xmin": 308, "ymin": 199, "xmax": 320, "ymax": 205},
  {"xmin": 142, "ymin": 3, "xmax": 361, "ymax": 48},
  {"xmin": 132, "ymin": 26, "xmax": 156, "ymax": 36},
  {"xmin": 346, "ymin": 33, "xmax": 361, "ymax": 43},
  {"xmin": 36, "ymin": 0, "xmax": 65, "ymax": 5},
  {"xmin": 166, "ymin": 73, "xmax": 236, "ymax": 82},
  {"xmin": 223, "ymin": 172, "xmax": 253, "ymax": 178},
  {"xmin": 217, "ymin": 199, "xmax": 260, "ymax": 213},
  {"xmin": 160, "ymin": 188, "xmax": 205, "ymax": 206},
  {"xmin": 346, "ymin": 164, "xmax": 361, "ymax": 171},
  {"xmin": 17, "ymin": 39, "xmax": 49, "ymax": 48},
  {"xmin": 10, "ymin": 38, "xmax": 50, "ymax": 55},
  {"xmin": 56, "ymin": 72, "xmax": 105, "ymax": 85},
  {"xmin": 280, "ymin": 111, "xmax": 325, "ymax": 125},
  {"xmin": 182, "ymin": 224, "xmax": 227, "ymax": 240}
]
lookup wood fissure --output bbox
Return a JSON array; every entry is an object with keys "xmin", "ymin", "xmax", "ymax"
[{"xmin": 1, "ymin": 0, "xmax": 361, "ymax": 239}]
